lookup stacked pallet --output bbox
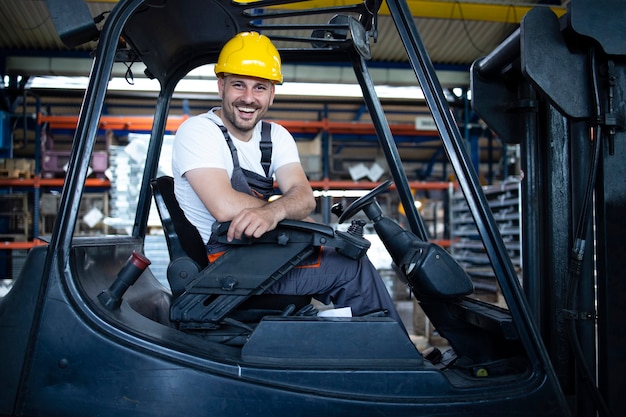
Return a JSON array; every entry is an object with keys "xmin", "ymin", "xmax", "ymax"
[
  {"xmin": 0, "ymin": 158, "xmax": 35, "ymax": 179},
  {"xmin": 0, "ymin": 194, "xmax": 30, "ymax": 242}
]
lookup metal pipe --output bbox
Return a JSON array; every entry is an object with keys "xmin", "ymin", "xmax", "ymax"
[
  {"xmin": 349, "ymin": 50, "xmax": 429, "ymax": 240},
  {"xmin": 475, "ymin": 29, "xmax": 521, "ymax": 79},
  {"xmin": 519, "ymin": 81, "xmax": 541, "ymax": 328},
  {"xmin": 134, "ymin": 82, "xmax": 174, "ymax": 238}
]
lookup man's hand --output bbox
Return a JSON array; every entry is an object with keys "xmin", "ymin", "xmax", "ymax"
[{"xmin": 226, "ymin": 205, "xmax": 280, "ymax": 241}]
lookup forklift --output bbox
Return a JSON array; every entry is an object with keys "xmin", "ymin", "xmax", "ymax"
[{"xmin": 0, "ymin": 0, "xmax": 622, "ymax": 416}]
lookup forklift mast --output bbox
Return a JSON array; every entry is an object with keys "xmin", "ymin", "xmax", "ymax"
[{"xmin": 471, "ymin": 1, "xmax": 626, "ymax": 415}]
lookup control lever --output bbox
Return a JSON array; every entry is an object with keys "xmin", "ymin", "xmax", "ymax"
[
  {"xmin": 336, "ymin": 219, "xmax": 370, "ymax": 260},
  {"xmin": 98, "ymin": 251, "xmax": 151, "ymax": 310}
]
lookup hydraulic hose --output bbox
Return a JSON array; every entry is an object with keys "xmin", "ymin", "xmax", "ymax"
[{"xmin": 565, "ymin": 48, "xmax": 612, "ymax": 417}]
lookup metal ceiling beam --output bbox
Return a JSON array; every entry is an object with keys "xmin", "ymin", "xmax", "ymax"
[
  {"xmin": 394, "ymin": 0, "xmax": 567, "ymax": 23},
  {"xmin": 260, "ymin": 0, "xmax": 567, "ymax": 23},
  {"xmin": 87, "ymin": 0, "xmax": 567, "ymax": 23},
  {"xmin": 6, "ymin": 56, "xmax": 470, "ymax": 87}
]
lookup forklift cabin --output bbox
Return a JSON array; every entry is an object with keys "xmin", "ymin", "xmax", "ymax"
[{"xmin": 1, "ymin": 0, "xmax": 623, "ymax": 416}]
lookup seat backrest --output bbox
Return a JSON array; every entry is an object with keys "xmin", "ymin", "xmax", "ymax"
[{"xmin": 150, "ymin": 176, "xmax": 208, "ymax": 269}]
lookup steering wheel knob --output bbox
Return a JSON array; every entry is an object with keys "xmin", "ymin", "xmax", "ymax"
[{"xmin": 331, "ymin": 203, "xmax": 344, "ymax": 217}]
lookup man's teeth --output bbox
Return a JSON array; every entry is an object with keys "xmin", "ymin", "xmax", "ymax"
[{"xmin": 238, "ymin": 107, "xmax": 255, "ymax": 113}]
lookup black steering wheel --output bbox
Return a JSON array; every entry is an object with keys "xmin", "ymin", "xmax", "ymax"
[{"xmin": 338, "ymin": 180, "xmax": 393, "ymax": 223}]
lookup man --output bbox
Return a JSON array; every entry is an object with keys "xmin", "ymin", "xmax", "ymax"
[{"xmin": 172, "ymin": 31, "xmax": 406, "ymax": 330}]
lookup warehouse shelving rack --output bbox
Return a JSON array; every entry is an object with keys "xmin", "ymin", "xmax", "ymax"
[{"xmin": 0, "ymin": 114, "xmax": 455, "ymax": 253}]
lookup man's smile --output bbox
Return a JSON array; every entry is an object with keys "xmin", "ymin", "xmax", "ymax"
[
  {"xmin": 236, "ymin": 106, "xmax": 257, "ymax": 113},
  {"xmin": 236, "ymin": 105, "xmax": 258, "ymax": 120}
]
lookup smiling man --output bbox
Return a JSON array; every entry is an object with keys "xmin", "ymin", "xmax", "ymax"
[{"xmin": 172, "ymin": 32, "xmax": 406, "ymax": 330}]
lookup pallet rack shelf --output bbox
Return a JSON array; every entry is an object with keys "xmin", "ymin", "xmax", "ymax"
[
  {"xmin": 0, "ymin": 176, "xmax": 111, "ymax": 250},
  {"xmin": 449, "ymin": 180, "xmax": 522, "ymax": 294},
  {"xmin": 3, "ymin": 115, "xmax": 453, "ymax": 252}
]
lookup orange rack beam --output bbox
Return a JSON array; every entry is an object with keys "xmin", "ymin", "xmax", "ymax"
[
  {"xmin": 0, "ymin": 177, "xmax": 111, "ymax": 188},
  {"xmin": 39, "ymin": 114, "xmax": 189, "ymax": 132},
  {"xmin": 39, "ymin": 115, "xmax": 437, "ymax": 137},
  {"xmin": 0, "ymin": 239, "xmax": 48, "ymax": 250},
  {"xmin": 309, "ymin": 180, "xmax": 452, "ymax": 190}
]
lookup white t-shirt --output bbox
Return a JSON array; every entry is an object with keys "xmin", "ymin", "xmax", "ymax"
[{"xmin": 171, "ymin": 108, "xmax": 301, "ymax": 242}]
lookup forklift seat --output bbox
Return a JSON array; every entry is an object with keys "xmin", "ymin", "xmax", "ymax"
[
  {"xmin": 151, "ymin": 176, "xmax": 208, "ymax": 297},
  {"xmin": 150, "ymin": 176, "xmax": 311, "ymax": 328}
]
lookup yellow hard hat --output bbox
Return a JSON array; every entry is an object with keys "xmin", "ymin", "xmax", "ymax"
[{"xmin": 214, "ymin": 32, "xmax": 283, "ymax": 84}]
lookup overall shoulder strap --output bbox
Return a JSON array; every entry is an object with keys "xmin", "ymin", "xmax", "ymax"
[
  {"xmin": 210, "ymin": 119, "xmax": 272, "ymax": 175},
  {"xmin": 210, "ymin": 119, "xmax": 243, "ymax": 172},
  {"xmin": 208, "ymin": 118, "xmax": 273, "ymax": 199},
  {"xmin": 260, "ymin": 121, "xmax": 272, "ymax": 177}
]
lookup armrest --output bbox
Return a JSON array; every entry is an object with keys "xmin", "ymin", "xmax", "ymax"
[
  {"xmin": 211, "ymin": 219, "xmax": 369, "ymax": 260},
  {"xmin": 212, "ymin": 219, "xmax": 335, "ymax": 240}
]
